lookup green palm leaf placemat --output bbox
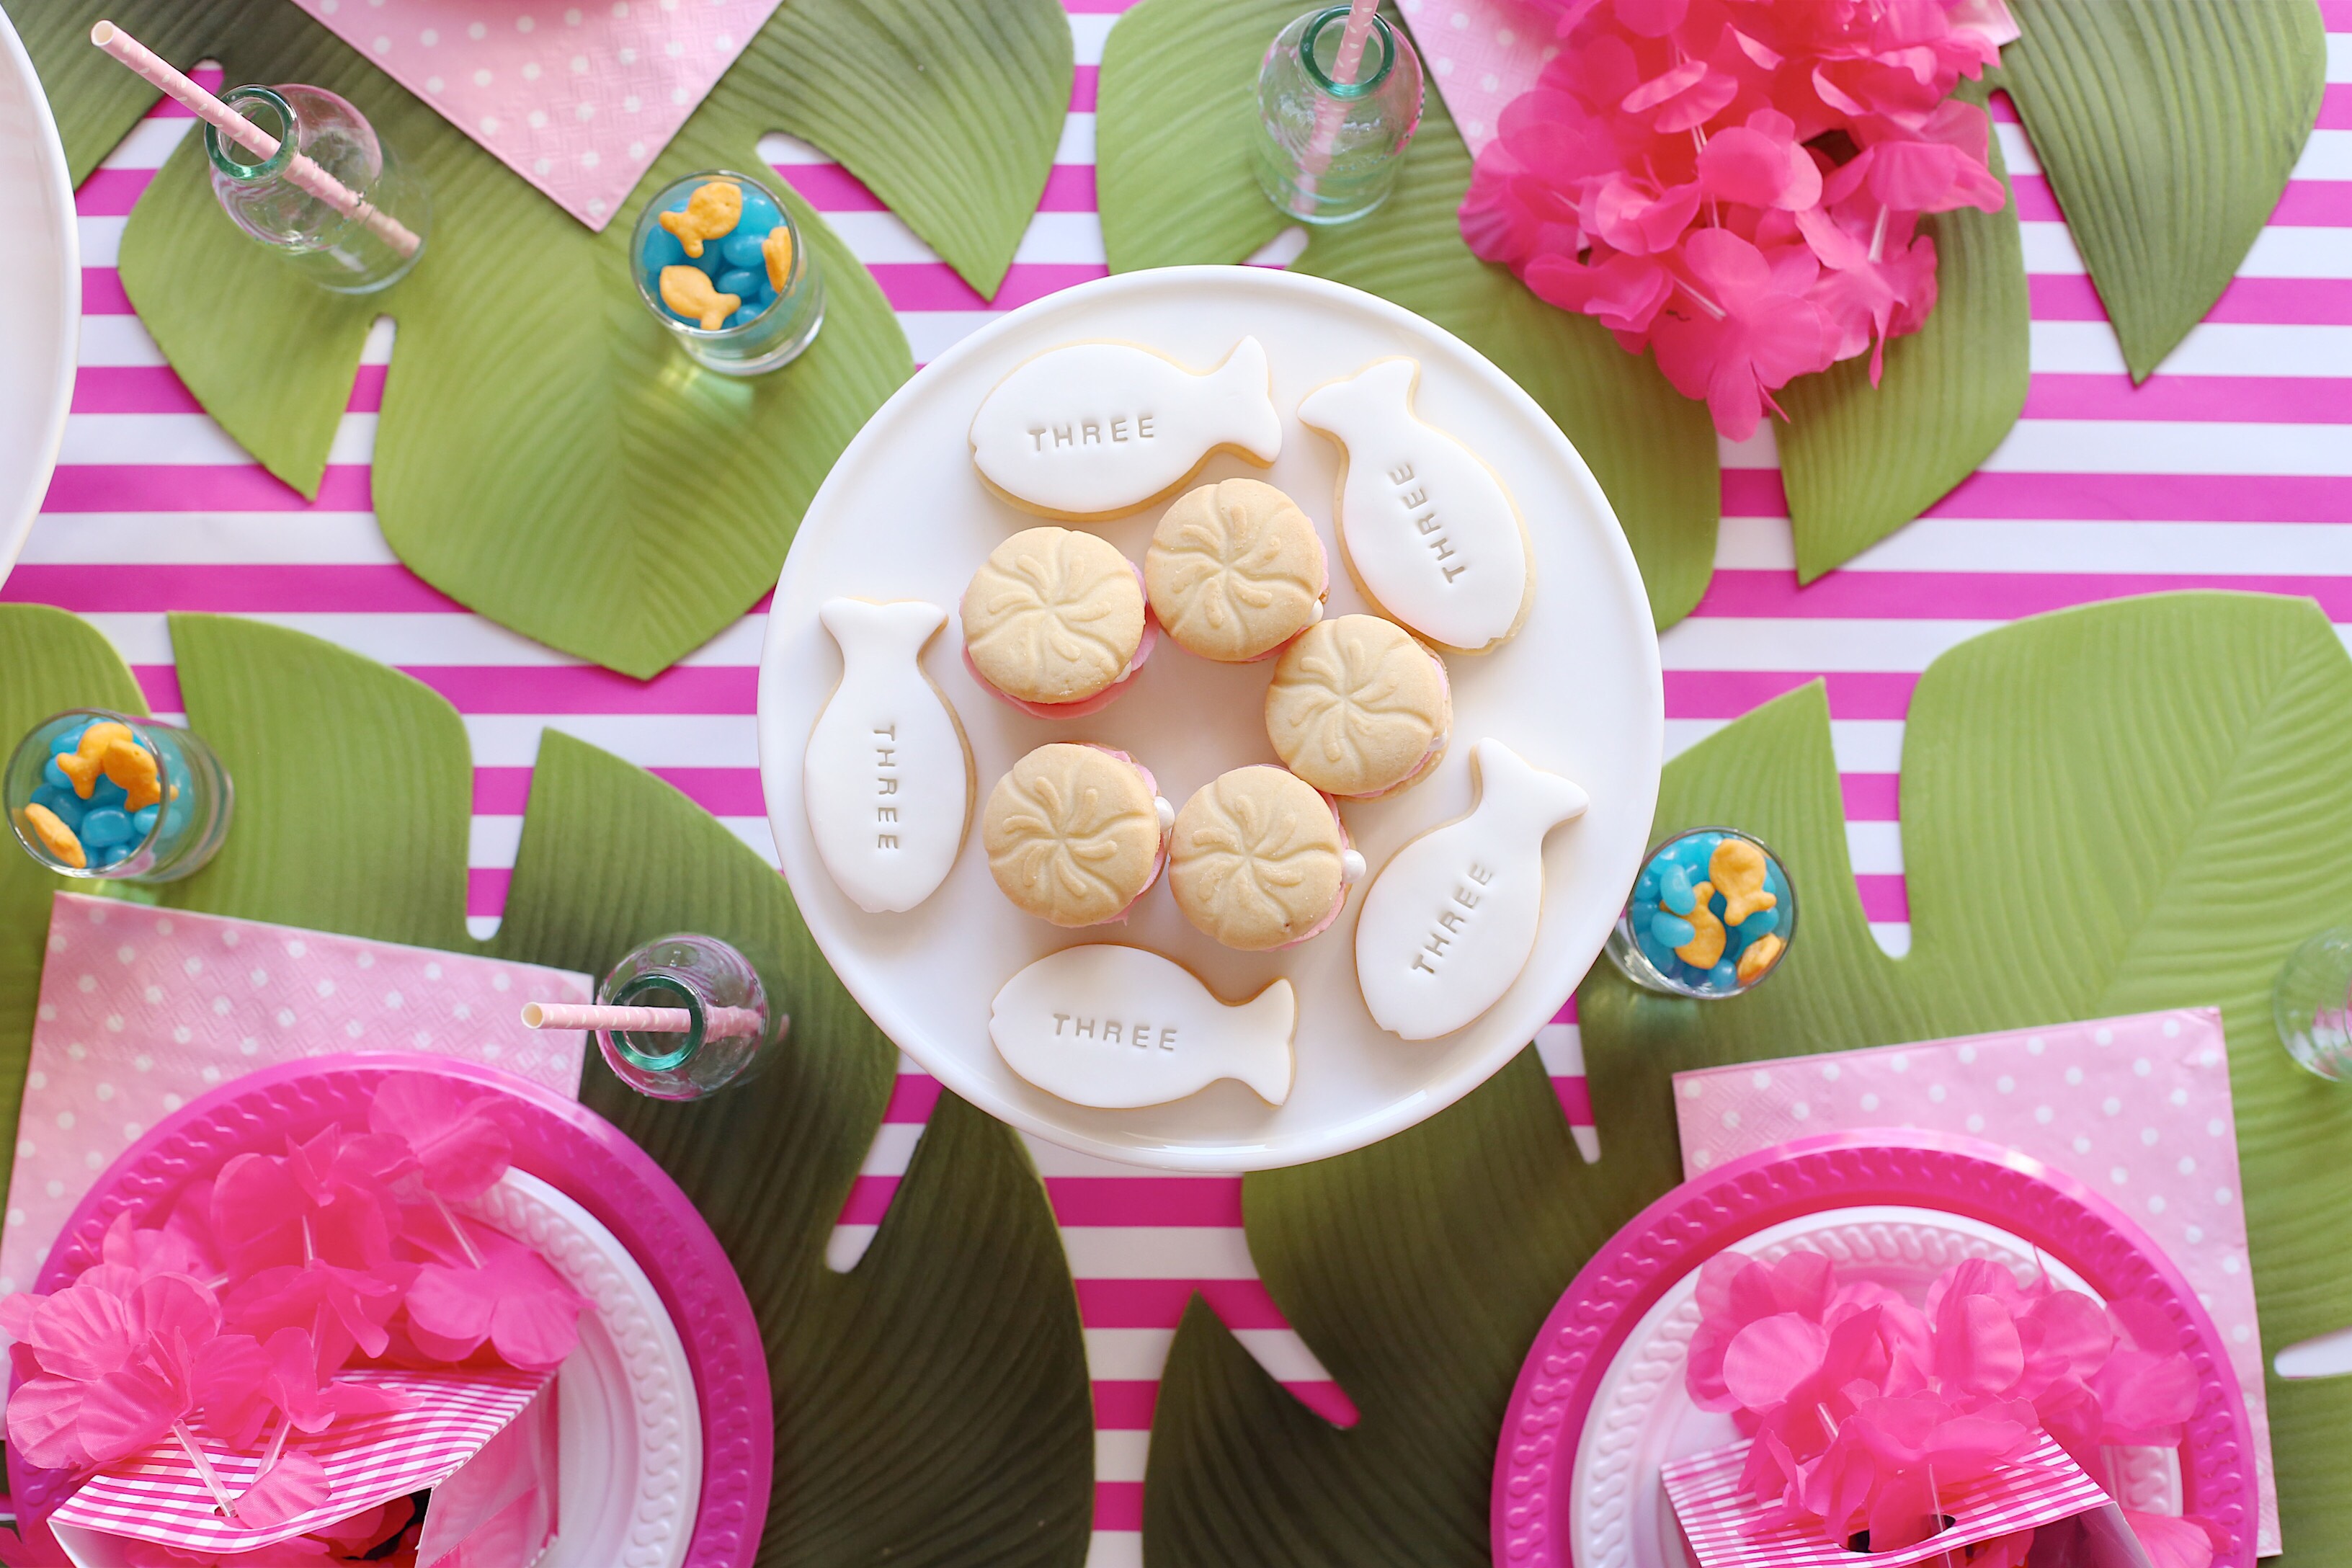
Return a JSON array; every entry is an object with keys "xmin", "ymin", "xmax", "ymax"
[
  {"xmin": 1095, "ymin": 0, "xmax": 2324, "ymax": 620},
  {"xmin": 5, "ymin": 0, "xmax": 1074, "ymax": 678},
  {"xmin": 0, "ymin": 605, "xmax": 1095, "ymax": 1567},
  {"xmin": 1144, "ymin": 590, "xmax": 2352, "ymax": 1565}
]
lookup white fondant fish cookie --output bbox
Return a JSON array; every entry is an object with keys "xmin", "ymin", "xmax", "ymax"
[
  {"xmin": 805, "ymin": 599, "xmax": 976, "ymax": 914},
  {"xmin": 990, "ymin": 945, "xmax": 1297, "ymax": 1108},
  {"xmin": 970, "ymin": 338, "xmax": 1283, "ymax": 521},
  {"xmin": 1296, "ymin": 358, "xmax": 1535, "ymax": 654},
  {"xmin": 1355, "ymin": 739, "xmax": 1588, "ymax": 1041}
]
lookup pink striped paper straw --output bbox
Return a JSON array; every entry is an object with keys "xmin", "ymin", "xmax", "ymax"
[
  {"xmin": 89, "ymin": 20, "xmax": 422, "ymax": 259},
  {"xmin": 1299, "ymin": 0, "xmax": 1383, "ymax": 190},
  {"xmin": 521, "ymin": 1002, "xmax": 765, "ymax": 1039}
]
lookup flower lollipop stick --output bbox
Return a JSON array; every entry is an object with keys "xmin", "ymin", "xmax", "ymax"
[
  {"xmin": 433, "ymin": 1191, "xmax": 484, "ymax": 1268},
  {"xmin": 172, "ymin": 1420, "xmax": 241, "ymax": 1520}
]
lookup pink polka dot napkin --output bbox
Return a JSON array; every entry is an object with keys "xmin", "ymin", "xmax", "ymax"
[
  {"xmin": 1397, "ymin": 0, "xmax": 1556, "ymax": 154},
  {"xmin": 1672, "ymin": 1008, "xmax": 2279, "ymax": 1554},
  {"xmin": 288, "ymin": 0, "xmax": 788, "ymax": 229},
  {"xmin": 0, "ymin": 893, "xmax": 591, "ymax": 1306}
]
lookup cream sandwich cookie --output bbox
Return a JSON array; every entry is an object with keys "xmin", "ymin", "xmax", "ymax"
[
  {"xmin": 1296, "ymin": 357, "xmax": 1535, "ymax": 654},
  {"xmin": 1169, "ymin": 767, "xmax": 1367, "ymax": 952},
  {"xmin": 1145, "ymin": 479, "xmax": 1327, "ymax": 662},
  {"xmin": 969, "ymin": 338, "xmax": 1283, "ymax": 521},
  {"xmin": 1264, "ymin": 615, "xmax": 1452, "ymax": 800},
  {"xmin": 983, "ymin": 742, "xmax": 1175, "ymax": 927},
  {"xmin": 962, "ymin": 527, "xmax": 1155, "ymax": 719}
]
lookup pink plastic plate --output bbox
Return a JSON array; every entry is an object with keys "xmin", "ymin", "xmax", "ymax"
[
  {"xmin": 1491, "ymin": 1130, "xmax": 2257, "ymax": 1568},
  {"xmin": 8, "ymin": 1053, "xmax": 770, "ymax": 1568}
]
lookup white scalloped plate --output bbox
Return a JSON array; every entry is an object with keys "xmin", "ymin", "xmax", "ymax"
[
  {"xmin": 0, "ymin": 6, "xmax": 76, "ymax": 587},
  {"xmin": 1570, "ymin": 1204, "xmax": 2180, "ymax": 1568},
  {"xmin": 460, "ymin": 1170, "xmax": 702, "ymax": 1568}
]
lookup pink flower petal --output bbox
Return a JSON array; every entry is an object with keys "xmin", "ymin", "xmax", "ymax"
[
  {"xmin": 235, "ymin": 1450, "xmax": 331, "ymax": 1530},
  {"xmin": 1724, "ymin": 1312, "xmax": 1832, "ymax": 1410}
]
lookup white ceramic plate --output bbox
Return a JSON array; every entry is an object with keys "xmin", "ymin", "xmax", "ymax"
[
  {"xmin": 1570, "ymin": 1204, "xmax": 2180, "ymax": 1568},
  {"xmin": 757, "ymin": 266, "xmax": 1663, "ymax": 1170},
  {"xmin": 0, "ymin": 7, "xmax": 77, "ymax": 586},
  {"xmin": 462, "ymin": 1170, "xmax": 701, "ymax": 1568}
]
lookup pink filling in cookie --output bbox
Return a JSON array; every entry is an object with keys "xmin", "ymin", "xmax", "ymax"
[
  {"xmin": 1277, "ymin": 791, "xmax": 1360, "ymax": 949},
  {"xmin": 1084, "ymin": 744, "xmax": 1170, "ymax": 925},
  {"xmin": 1354, "ymin": 651, "xmax": 1453, "ymax": 801}
]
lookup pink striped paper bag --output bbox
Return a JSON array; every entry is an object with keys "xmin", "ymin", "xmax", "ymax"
[
  {"xmin": 1662, "ymin": 1433, "xmax": 2113, "ymax": 1568},
  {"xmin": 50, "ymin": 1366, "xmax": 553, "ymax": 1557}
]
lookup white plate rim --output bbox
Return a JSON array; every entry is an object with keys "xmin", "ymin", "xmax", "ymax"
[
  {"xmin": 0, "ymin": 6, "xmax": 79, "ymax": 587},
  {"xmin": 462, "ymin": 1168, "xmax": 703, "ymax": 1568},
  {"xmin": 757, "ymin": 264, "xmax": 1663, "ymax": 1171}
]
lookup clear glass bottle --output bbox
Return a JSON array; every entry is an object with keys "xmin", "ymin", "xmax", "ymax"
[
  {"xmin": 630, "ymin": 169, "xmax": 826, "ymax": 376},
  {"xmin": 1252, "ymin": 5, "xmax": 1425, "ymax": 225},
  {"xmin": 1604, "ymin": 827, "xmax": 1796, "ymax": 998},
  {"xmin": 5, "ymin": 709, "xmax": 233, "ymax": 883},
  {"xmin": 205, "ymin": 84, "xmax": 430, "ymax": 294},
  {"xmin": 596, "ymin": 932, "xmax": 785, "ymax": 1100},
  {"xmin": 2275, "ymin": 926, "xmax": 2352, "ymax": 1080}
]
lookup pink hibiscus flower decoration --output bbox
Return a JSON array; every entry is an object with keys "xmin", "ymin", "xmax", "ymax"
[
  {"xmin": 402, "ymin": 1225, "xmax": 583, "ymax": 1371},
  {"xmin": 1462, "ymin": 0, "xmax": 2016, "ymax": 436}
]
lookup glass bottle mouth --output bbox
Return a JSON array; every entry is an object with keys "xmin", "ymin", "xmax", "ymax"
[
  {"xmin": 1301, "ymin": 6, "xmax": 1399, "ymax": 99},
  {"xmin": 609, "ymin": 971, "xmax": 704, "ymax": 1071},
  {"xmin": 204, "ymin": 85, "xmax": 298, "ymax": 182}
]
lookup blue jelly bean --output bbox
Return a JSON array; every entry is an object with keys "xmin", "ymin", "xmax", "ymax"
[
  {"xmin": 164, "ymin": 800, "xmax": 191, "ymax": 838},
  {"xmin": 79, "ymin": 807, "xmax": 132, "ymax": 848},
  {"xmin": 1660, "ymin": 863, "xmax": 1695, "ymax": 915},
  {"xmin": 48, "ymin": 723, "xmax": 89, "ymax": 756},
  {"xmin": 1651, "ymin": 910, "xmax": 1696, "ymax": 949},
  {"xmin": 1737, "ymin": 906, "xmax": 1780, "ymax": 940},
  {"xmin": 1636, "ymin": 927, "xmax": 1678, "ymax": 975},
  {"xmin": 1763, "ymin": 860, "xmax": 1788, "ymax": 901},
  {"xmin": 716, "ymin": 267, "xmax": 760, "ymax": 301},
  {"xmin": 719, "ymin": 233, "xmax": 767, "ymax": 270},
  {"xmin": 737, "ymin": 185, "xmax": 781, "ymax": 230},
  {"xmin": 1708, "ymin": 960, "xmax": 1740, "ymax": 991},
  {"xmin": 641, "ymin": 226, "xmax": 687, "ymax": 274},
  {"xmin": 130, "ymin": 803, "xmax": 160, "ymax": 840},
  {"xmin": 86, "ymin": 777, "xmax": 127, "ymax": 810},
  {"xmin": 42, "ymin": 756, "xmax": 75, "ymax": 793},
  {"xmin": 693, "ymin": 246, "xmax": 729, "ymax": 280},
  {"xmin": 92, "ymin": 842, "xmax": 128, "ymax": 868},
  {"xmin": 1634, "ymin": 865, "xmax": 1661, "ymax": 901},
  {"xmin": 30, "ymin": 784, "xmax": 84, "ymax": 831},
  {"xmin": 1709, "ymin": 888, "xmax": 1729, "ymax": 919}
]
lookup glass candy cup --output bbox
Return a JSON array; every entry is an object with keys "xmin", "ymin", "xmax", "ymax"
[
  {"xmin": 205, "ymin": 84, "xmax": 430, "ymax": 294},
  {"xmin": 2274, "ymin": 926, "xmax": 2352, "ymax": 1081},
  {"xmin": 596, "ymin": 932, "xmax": 785, "ymax": 1100},
  {"xmin": 632, "ymin": 170, "xmax": 826, "ymax": 375},
  {"xmin": 1604, "ymin": 827, "xmax": 1796, "ymax": 998},
  {"xmin": 6, "ymin": 710, "xmax": 233, "ymax": 882},
  {"xmin": 1252, "ymin": 6, "xmax": 1425, "ymax": 224}
]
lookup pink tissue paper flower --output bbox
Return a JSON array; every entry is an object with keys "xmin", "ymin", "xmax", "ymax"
[{"xmin": 1461, "ymin": 0, "xmax": 2017, "ymax": 437}]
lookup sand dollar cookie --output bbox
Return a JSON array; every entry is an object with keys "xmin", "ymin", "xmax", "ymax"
[
  {"xmin": 1169, "ymin": 767, "xmax": 1366, "ymax": 951},
  {"xmin": 1265, "ymin": 615, "xmax": 1452, "ymax": 799},
  {"xmin": 961, "ymin": 527, "xmax": 1154, "ymax": 718},
  {"xmin": 983, "ymin": 744, "xmax": 1173, "ymax": 927},
  {"xmin": 1144, "ymin": 480, "xmax": 1328, "ymax": 663}
]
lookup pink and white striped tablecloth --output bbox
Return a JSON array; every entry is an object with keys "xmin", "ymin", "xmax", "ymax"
[{"xmin": 7, "ymin": 6, "xmax": 2348, "ymax": 1561}]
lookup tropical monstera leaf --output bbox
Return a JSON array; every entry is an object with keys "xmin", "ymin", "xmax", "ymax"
[
  {"xmin": 6, "ymin": 0, "xmax": 1068, "ymax": 677},
  {"xmin": 1144, "ymin": 591, "xmax": 2352, "ymax": 1564},
  {"xmin": 1097, "ymin": 0, "xmax": 1722, "ymax": 629},
  {"xmin": 1995, "ymin": 0, "xmax": 2328, "ymax": 381},
  {"xmin": 0, "ymin": 606, "xmax": 1095, "ymax": 1565}
]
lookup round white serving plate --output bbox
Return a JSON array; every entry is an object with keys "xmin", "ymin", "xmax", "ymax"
[
  {"xmin": 1570, "ymin": 1204, "xmax": 2179, "ymax": 1568},
  {"xmin": 464, "ymin": 1170, "xmax": 702, "ymax": 1568},
  {"xmin": 757, "ymin": 266, "xmax": 1663, "ymax": 1170},
  {"xmin": 0, "ymin": 7, "xmax": 77, "ymax": 587}
]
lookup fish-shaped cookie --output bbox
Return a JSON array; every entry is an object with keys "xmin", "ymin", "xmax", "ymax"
[
  {"xmin": 1354, "ymin": 739, "xmax": 1588, "ymax": 1040},
  {"xmin": 970, "ymin": 338, "xmax": 1283, "ymax": 522},
  {"xmin": 804, "ymin": 599, "xmax": 975, "ymax": 914},
  {"xmin": 1296, "ymin": 358, "xmax": 1535, "ymax": 654},
  {"xmin": 990, "ymin": 945, "xmax": 1296, "ymax": 1108}
]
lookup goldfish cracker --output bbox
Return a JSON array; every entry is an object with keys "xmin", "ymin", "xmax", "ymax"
[
  {"xmin": 660, "ymin": 267, "xmax": 740, "ymax": 331},
  {"xmin": 762, "ymin": 224, "xmax": 794, "ymax": 292},
  {"xmin": 1709, "ymin": 836, "xmax": 1776, "ymax": 926},
  {"xmin": 1736, "ymin": 933, "xmax": 1786, "ymax": 984},
  {"xmin": 656, "ymin": 179, "xmax": 742, "ymax": 258},
  {"xmin": 19, "ymin": 803, "xmax": 85, "ymax": 869},
  {"xmin": 1675, "ymin": 879, "xmax": 1727, "ymax": 969},
  {"xmin": 56, "ymin": 719, "xmax": 133, "ymax": 797},
  {"xmin": 103, "ymin": 739, "xmax": 162, "ymax": 812}
]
